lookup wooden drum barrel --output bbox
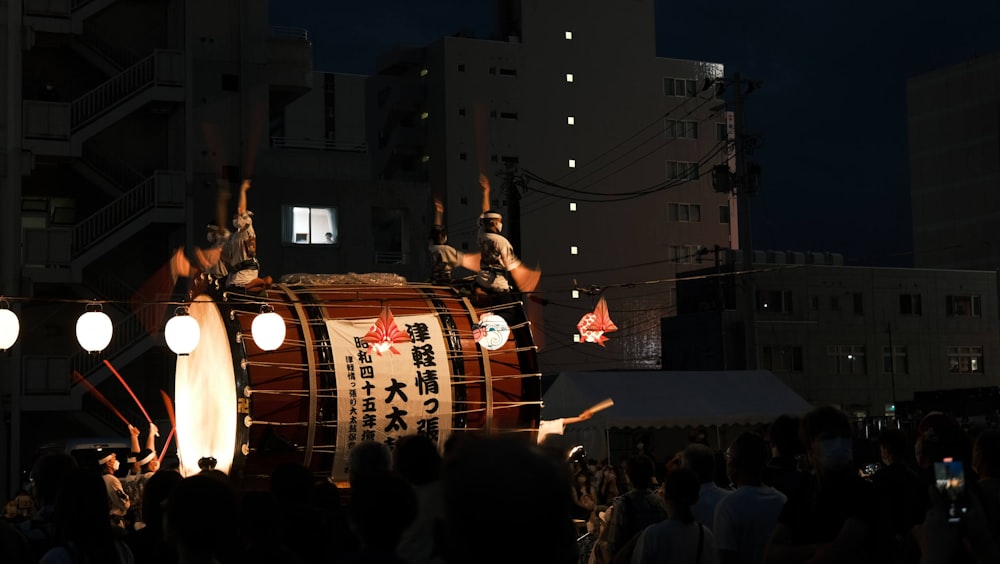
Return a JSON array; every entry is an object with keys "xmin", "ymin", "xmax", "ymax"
[{"xmin": 177, "ymin": 276, "xmax": 540, "ymax": 488}]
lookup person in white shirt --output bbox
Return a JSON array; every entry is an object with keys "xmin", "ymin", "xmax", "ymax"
[{"xmin": 713, "ymin": 432, "xmax": 786, "ymax": 564}]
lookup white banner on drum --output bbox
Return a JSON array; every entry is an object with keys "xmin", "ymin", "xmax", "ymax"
[{"xmin": 326, "ymin": 313, "xmax": 453, "ymax": 480}]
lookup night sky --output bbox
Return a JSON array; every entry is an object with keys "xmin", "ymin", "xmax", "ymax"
[{"xmin": 269, "ymin": 1, "xmax": 1000, "ymax": 268}]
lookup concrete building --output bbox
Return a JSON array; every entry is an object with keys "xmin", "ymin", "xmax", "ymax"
[
  {"xmin": 908, "ymin": 51, "xmax": 1000, "ymax": 270},
  {"xmin": 0, "ymin": 1, "xmax": 430, "ymax": 494},
  {"xmin": 662, "ymin": 250, "xmax": 1000, "ymax": 417},
  {"xmin": 368, "ymin": 0, "xmax": 738, "ymax": 374}
]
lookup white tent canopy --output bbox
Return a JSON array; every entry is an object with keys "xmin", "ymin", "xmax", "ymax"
[{"xmin": 541, "ymin": 370, "xmax": 814, "ymax": 457}]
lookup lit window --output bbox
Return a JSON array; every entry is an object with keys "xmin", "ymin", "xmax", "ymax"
[
  {"xmin": 569, "ymin": 202, "xmax": 577, "ymax": 211},
  {"xmin": 568, "ymin": 159, "xmax": 576, "ymax": 168},
  {"xmin": 420, "ymin": 111, "xmax": 429, "ymax": 120},
  {"xmin": 566, "ymin": 74, "xmax": 574, "ymax": 82},
  {"xmin": 572, "ymin": 290, "xmax": 580, "ymax": 299},
  {"xmin": 565, "ymin": 31, "xmax": 573, "ymax": 40},
  {"xmin": 567, "ymin": 116, "xmax": 575, "ymax": 125},
  {"xmin": 570, "ymin": 246, "xmax": 578, "ymax": 255},
  {"xmin": 419, "ymin": 68, "xmax": 429, "ymax": 77},
  {"xmin": 421, "ymin": 155, "xmax": 430, "ymax": 163},
  {"xmin": 284, "ymin": 206, "xmax": 338, "ymax": 245},
  {"xmin": 573, "ymin": 334, "xmax": 581, "ymax": 343}
]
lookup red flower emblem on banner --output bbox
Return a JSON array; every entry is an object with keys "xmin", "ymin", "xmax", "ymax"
[
  {"xmin": 576, "ymin": 296, "xmax": 618, "ymax": 347},
  {"xmin": 362, "ymin": 306, "xmax": 411, "ymax": 356}
]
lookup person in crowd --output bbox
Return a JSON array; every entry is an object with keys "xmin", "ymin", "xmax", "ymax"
[
  {"xmin": 474, "ymin": 173, "xmax": 540, "ymax": 297},
  {"xmin": 123, "ymin": 422, "xmax": 159, "ymax": 531},
  {"xmin": 348, "ymin": 440, "xmax": 394, "ymax": 485},
  {"xmin": 761, "ymin": 415, "xmax": 806, "ymax": 498},
  {"xmin": 341, "ymin": 469, "xmax": 419, "ymax": 564},
  {"xmin": 597, "ymin": 458, "xmax": 622, "ymax": 506},
  {"xmin": 239, "ymin": 490, "xmax": 305, "ymax": 564},
  {"xmin": 98, "ymin": 451, "xmax": 130, "ymax": 528},
  {"xmin": 972, "ymin": 428, "xmax": 1000, "ymax": 539},
  {"xmin": 763, "ymin": 405, "xmax": 877, "ymax": 564},
  {"xmin": 870, "ymin": 427, "xmax": 925, "ymax": 562},
  {"xmin": 441, "ymin": 434, "xmax": 578, "ymax": 564},
  {"xmin": 713, "ymin": 431, "xmax": 786, "ymax": 564},
  {"xmin": 631, "ymin": 466, "xmax": 718, "ymax": 564},
  {"xmin": 393, "ymin": 433, "xmax": 447, "ymax": 564},
  {"xmin": 593, "ymin": 453, "xmax": 668, "ymax": 563},
  {"xmin": 164, "ymin": 473, "xmax": 240, "ymax": 564},
  {"xmin": 40, "ymin": 466, "xmax": 134, "ymax": 564},
  {"xmin": 18, "ymin": 452, "xmax": 77, "ymax": 561},
  {"xmin": 572, "ymin": 468, "xmax": 600, "ymax": 521},
  {"xmin": 909, "ymin": 411, "xmax": 1000, "ymax": 564},
  {"xmin": 268, "ymin": 461, "xmax": 329, "ymax": 563},
  {"xmin": 125, "ymin": 469, "xmax": 182, "ymax": 564},
  {"xmin": 681, "ymin": 443, "xmax": 731, "ymax": 531}
]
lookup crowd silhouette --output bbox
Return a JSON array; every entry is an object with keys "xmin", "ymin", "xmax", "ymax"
[{"xmin": 4, "ymin": 406, "xmax": 1000, "ymax": 564}]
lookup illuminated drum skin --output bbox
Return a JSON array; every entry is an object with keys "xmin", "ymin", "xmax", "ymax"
[{"xmin": 179, "ymin": 276, "xmax": 540, "ymax": 488}]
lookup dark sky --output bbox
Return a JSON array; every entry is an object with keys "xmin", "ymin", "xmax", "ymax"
[{"xmin": 270, "ymin": 1, "xmax": 1000, "ymax": 267}]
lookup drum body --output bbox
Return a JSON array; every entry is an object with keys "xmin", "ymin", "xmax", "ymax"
[{"xmin": 179, "ymin": 279, "xmax": 540, "ymax": 487}]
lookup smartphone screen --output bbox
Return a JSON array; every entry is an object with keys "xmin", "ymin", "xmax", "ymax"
[{"xmin": 933, "ymin": 457, "xmax": 968, "ymax": 523}]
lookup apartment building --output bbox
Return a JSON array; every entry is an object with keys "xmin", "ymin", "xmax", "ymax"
[
  {"xmin": 908, "ymin": 51, "xmax": 1000, "ymax": 270},
  {"xmin": 662, "ymin": 250, "xmax": 1000, "ymax": 416},
  {"xmin": 0, "ymin": 0, "xmax": 430, "ymax": 494},
  {"xmin": 367, "ymin": 0, "xmax": 739, "ymax": 374}
]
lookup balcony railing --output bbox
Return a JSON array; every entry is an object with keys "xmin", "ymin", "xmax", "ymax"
[
  {"xmin": 71, "ymin": 49, "xmax": 183, "ymax": 131},
  {"xmin": 72, "ymin": 170, "xmax": 184, "ymax": 254},
  {"xmin": 271, "ymin": 136, "xmax": 368, "ymax": 153},
  {"xmin": 270, "ymin": 26, "xmax": 310, "ymax": 41}
]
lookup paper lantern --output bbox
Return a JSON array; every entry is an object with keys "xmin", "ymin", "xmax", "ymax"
[
  {"xmin": 76, "ymin": 307, "xmax": 113, "ymax": 353},
  {"xmin": 576, "ymin": 296, "xmax": 618, "ymax": 347},
  {"xmin": 165, "ymin": 308, "xmax": 200, "ymax": 355},
  {"xmin": 251, "ymin": 306, "xmax": 285, "ymax": 351},
  {"xmin": 474, "ymin": 312, "xmax": 511, "ymax": 351},
  {"xmin": 0, "ymin": 306, "xmax": 19, "ymax": 350}
]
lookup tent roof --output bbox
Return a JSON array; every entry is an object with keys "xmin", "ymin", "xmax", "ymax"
[{"xmin": 541, "ymin": 370, "xmax": 813, "ymax": 429}]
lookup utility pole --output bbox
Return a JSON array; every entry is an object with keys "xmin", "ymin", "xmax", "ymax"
[
  {"xmin": 733, "ymin": 72, "xmax": 757, "ymax": 369},
  {"xmin": 713, "ymin": 72, "xmax": 760, "ymax": 369}
]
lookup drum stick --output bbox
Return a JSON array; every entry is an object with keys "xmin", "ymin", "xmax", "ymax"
[
  {"xmin": 158, "ymin": 427, "xmax": 175, "ymax": 464},
  {"xmin": 160, "ymin": 390, "xmax": 176, "ymax": 428},
  {"xmin": 104, "ymin": 360, "xmax": 153, "ymax": 425},
  {"xmin": 585, "ymin": 398, "xmax": 614, "ymax": 415},
  {"xmin": 71, "ymin": 371, "xmax": 130, "ymax": 426}
]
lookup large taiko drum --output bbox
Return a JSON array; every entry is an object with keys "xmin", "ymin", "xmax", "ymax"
[{"xmin": 176, "ymin": 275, "xmax": 540, "ymax": 488}]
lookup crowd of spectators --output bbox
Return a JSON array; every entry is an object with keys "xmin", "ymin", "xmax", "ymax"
[{"xmin": 2, "ymin": 406, "xmax": 1000, "ymax": 564}]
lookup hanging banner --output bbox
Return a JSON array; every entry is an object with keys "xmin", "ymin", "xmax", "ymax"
[{"xmin": 327, "ymin": 313, "xmax": 452, "ymax": 480}]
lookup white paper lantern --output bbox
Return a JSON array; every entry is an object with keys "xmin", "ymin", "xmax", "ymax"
[
  {"xmin": 76, "ymin": 309, "xmax": 113, "ymax": 353},
  {"xmin": 251, "ymin": 309, "xmax": 285, "ymax": 351},
  {"xmin": 0, "ymin": 307, "xmax": 19, "ymax": 350},
  {"xmin": 165, "ymin": 310, "xmax": 200, "ymax": 355}
]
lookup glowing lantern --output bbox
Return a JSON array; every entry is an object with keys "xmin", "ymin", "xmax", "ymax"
[
  {"xmin": 251, "ymin": 305, "xmax": 285, "ymax": 351},
  {"xmin": 362, "ymin": 306, "xmax": 410, "ymax": 356},
  {"xmin": 0, "ymin": 301, "xmax": 19, "ymax": 351},
  {"xmin": 77, "ymin": 305, "xmax": 113, "ymax": 353},
  {"xmin": 576, "ymin": 296, "xmax": 618, "ymax": 347},
  {"xmin": 473, "ymin": 312, "xmax": 510, "ymax": 351},
  {"xmin": 165, "ymin": 307, "xmax": 201, "ymax": 355}
]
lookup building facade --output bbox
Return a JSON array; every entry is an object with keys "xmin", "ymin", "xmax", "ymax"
[
  {"xmin": 0, "ymin": 0, "xmax": 430, "ymax": 494},
  {"xmin": 908, "ymin": 51, "xmax": 1000, "ymax": 270},
  {"xmin": 663, "ymin": 250, "xmax": 1000, "ymax": 417},
  {"xmin": 367, "ymin": 0, "xmax": 739, "ymax": 374}
]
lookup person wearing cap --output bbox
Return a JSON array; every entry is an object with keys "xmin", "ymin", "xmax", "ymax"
[
  {"xmin": 98, "ymin": 451, "xmax": 130, "ymax": 527},
  {"xmin": 474, "ymin": 174, "xmax": 540, "ymax": 296}
]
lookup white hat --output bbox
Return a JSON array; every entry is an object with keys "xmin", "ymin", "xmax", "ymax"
[{"xmin": 98, "ymin": 452, "xmax": 114, "ymax": 465}]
